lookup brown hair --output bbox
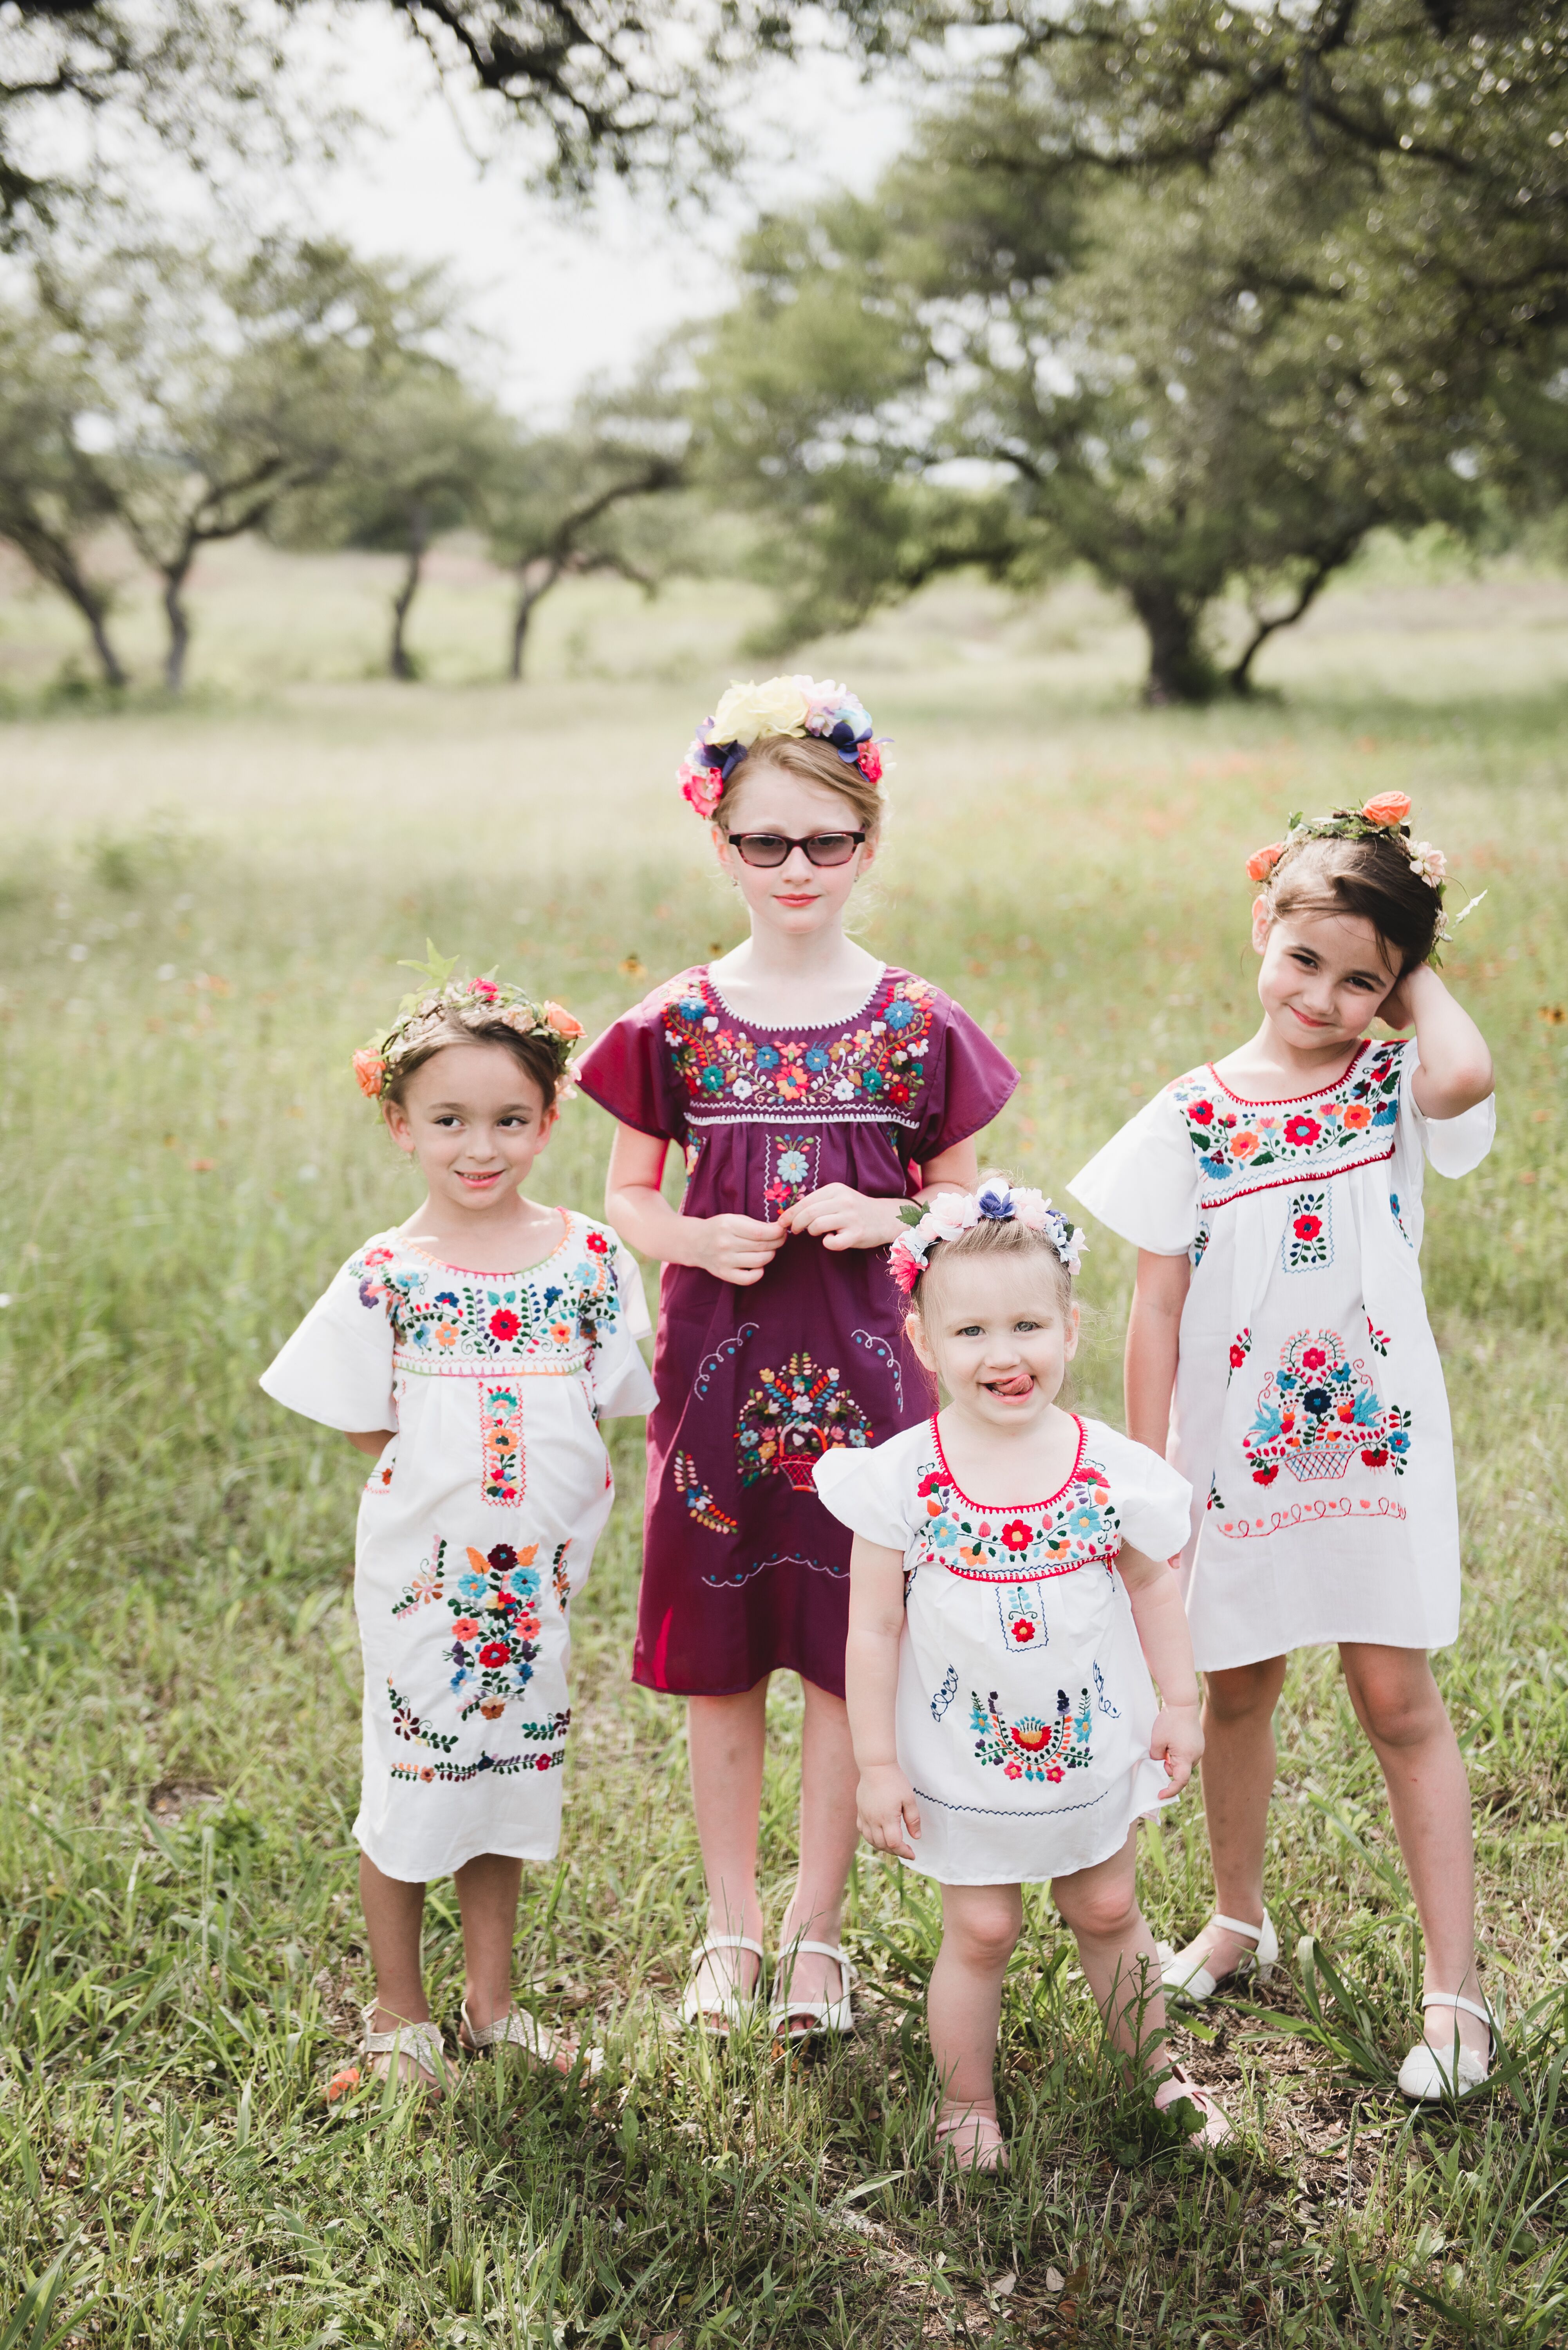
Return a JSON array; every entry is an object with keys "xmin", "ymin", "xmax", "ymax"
[
  {"xmin": 1265, "ymin": 833, "xmax": 1440, "ymax": 975},
  {"xmin": 713, "ymin": 735, "xmax": 885, "ymax": 836},
  {"xmin": 382, "ymin": 1014, "xmax": 567, "ymax": 1115}
]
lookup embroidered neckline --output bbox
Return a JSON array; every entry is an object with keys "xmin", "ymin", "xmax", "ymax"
[
  {"xmin": 399, "ymin": 1208, "xmax": 574, "ymax": 1278},
  {"xmin": 928, "ymin": 1412, "xmax": 1088, "ymax": 1515},
  {"xmin": 1203, "ymin": 1039, "xmax": 1371, "ymax": 1109},
  {"xmin": 701, "ymin": 962, "xmax": 889, "ymax": 1035}
]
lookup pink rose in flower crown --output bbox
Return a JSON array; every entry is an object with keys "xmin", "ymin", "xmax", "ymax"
[
  {"xmin": 1246, "ymin": 841, "xmax": 1285, "ymax": 884},
  {"xmin": 857, "ymin": 741, "xmax": 885, "ymax": 786},
  {"xmin": 679, "ymin": 758, "xmax": 722, "ymax": 819},
  {"xmin": 1361, "ymin": 792, "xmax": 1411, "ymax": 828},
  {"xmin": 470, "ymin": 978, "xmax": 500, "ymax": 1002}
]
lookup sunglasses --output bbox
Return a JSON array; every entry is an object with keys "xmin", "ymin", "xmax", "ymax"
[{"xmin": 724, "ymin": 830, "xmax": 867, "ymax": 870}]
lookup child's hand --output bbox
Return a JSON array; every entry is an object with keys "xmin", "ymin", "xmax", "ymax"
[
  {"xmin": 856, "ymin": 1764, "xmax": 921, "ymax": 1858},
  {"xmin": 780, "ymin": 1185, "xmax": 905, "ymax": 1251},
  {"xmin": 695, "ymin": 1213, "xmax": 786, "ymax": 1285},
  {"xmin": 1151, "ymin": 1701, "xmax": 1204, "ymax": 1799}
]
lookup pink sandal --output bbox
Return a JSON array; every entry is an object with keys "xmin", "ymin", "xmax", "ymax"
[{"xmin": 933, "ymin": 2106, "xmax": 1010, "ymax": 2173}]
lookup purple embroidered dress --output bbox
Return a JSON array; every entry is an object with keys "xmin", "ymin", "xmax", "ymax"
[{"xmin": 577, "ymin": 964, "xmax": 1018, "ymax": 1696}]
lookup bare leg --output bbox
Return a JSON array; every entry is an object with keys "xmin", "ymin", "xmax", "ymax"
[
  {"xmin": 358, "ymin": 1852, "xmax": 438, "ymax": 2086},
  {"xmin": 929, "ymin": 1882, "xmax": 1023, "ymax": 2154},
  {"xmin": 777, "ymin": 1677, "xmax": 862, "ymax": 2020},
  {"xmin": 687, "ymin": 1678, "xmax": 769, "ymax": 2013},
  {"xmin": 1180, "ymin": 1655, "xmax": 1289, "ymax": 1984},
  {"xmin": 1339, "ymin": 1643, "xmax": 1486, "ymax": 2062},
  {"xmin": 453, "ymin": 1852, "xmax": 524, "ymax": 2034}
]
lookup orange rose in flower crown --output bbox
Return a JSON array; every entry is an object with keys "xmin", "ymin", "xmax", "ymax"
[
  {"xmin": 1241, "ymin": 795, "xmax": 1483, "ymax": 958},
  {"xmin": 350, "ymin": 944, "xmax": 583, "ymax": 1104}
]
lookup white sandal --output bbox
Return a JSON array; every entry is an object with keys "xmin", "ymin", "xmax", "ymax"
[
  {"xmin": 1154, "ymin": 2061, "xmax": 1232, "ymax": 2145},
  {"xmin": 1397, "ymin": 1991, "xmax": 1492, "ymax": 2101},
  {"xmin": 460, "ymin": 1999, "xmax": 603, "ymax": 2077},
  {"xmin": 360, "ymin": 2006, "xmax": 449, "ymax": 2095},
  {"xmin": 768, "ymin": 1939, "xmax": 855, "ymax": 2042},
  {"xmin": 1157, "ymin": 1910, "xmax": 1279, "ymax": 2003},
  {"xmin": 680, "ymin": 1933, "xmax": 764, "ymax": 2034},
  {"xmin": 933, "ymin": 2106, "xmax": 1008, "ymax": 2173}
]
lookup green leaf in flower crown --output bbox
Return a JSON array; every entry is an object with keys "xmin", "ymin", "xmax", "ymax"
[
  {"xmin": 898, "ymin": 1200, "xmax": 927, "ymax": 1231},
  {"xmin": 398, "ymin": 940, "xmax": 462, "ymax": 992}
]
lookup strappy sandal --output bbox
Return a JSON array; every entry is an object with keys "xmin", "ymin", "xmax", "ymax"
[
  {"xmin": 459, "ymin": 1999, "xmax": 604, "ymax": 2078},
  {"xmin": 1153, "ymin": 2061, "xmax": 1231, "ymax": 2145},
  {"xmin": 933, "ymin": 2106, "xmax": 1009, "ymax": 2175},
  {"xmin": 1398, "ymin": 1991, "xmax": 1492, "ymax": 2101},
  {"xmin": 1157, "ymin": 1910, "xmax": 1279, "ymax": 2003},
  {"xmin": 769, "ymin": 1939, "xmax": 856, "ymax": 2043},
  {"xmin": 680, "ymin": 1932, "xmax": 764, "ymax": 2034},
  {"xmin": 360, "ymin": 2006, "xmax": 449, "ymax": 2097}
]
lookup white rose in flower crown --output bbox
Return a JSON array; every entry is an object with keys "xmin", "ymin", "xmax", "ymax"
[{"xmin": 710, "ymin": 675, "xmax": 811, "ymax": 747}]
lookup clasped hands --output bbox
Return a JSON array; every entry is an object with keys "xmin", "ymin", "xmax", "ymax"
[{"xmin": 695, "ymin": 1184, "xmax": 907, "ymax": 1286}]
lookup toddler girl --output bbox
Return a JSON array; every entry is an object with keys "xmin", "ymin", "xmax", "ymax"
[
  {"xmin": 577, "ymin": 677, "xmax": 1016, "ymax": 2038},
  {"xmin": 817, "ymin": 1180, "xmax": 1226, "ymax": 2168},
  {"xmin": 1070, "ymin": 795, "xmax": 1495, "ymax": 2098},
  {"xmin": 262, "ymin": 957, "xmax": 655, "ymax": 2091}
]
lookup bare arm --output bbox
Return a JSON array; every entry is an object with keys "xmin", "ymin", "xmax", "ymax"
[
  {"xmin": 345, "ymin": 1430, "xmax": 395, "ymax": 1457},
  {"xmin": 1117, "ymin": 1542, "xmax": 1203, "ymax": 1796},
  {"xmin": 1125, "ymin": 1249, "xmax": 1190, "ymax": 1457},
  {"xmin": 1380, "ymin": 962, "xmax": 1494, "ymax": 1120},
  {"xmin": 603, "ymin": 1121, "xmax": 786, "ymax": 1287},
  {"xmin": 844, "ymin": 1534, "xmax": 921, "ymax": 1859},
  {"xmin": 777, "ymin": 1134, "xmax": 983, "ymax": 1252}
]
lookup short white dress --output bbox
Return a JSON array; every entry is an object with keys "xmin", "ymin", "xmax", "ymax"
[
  {"xmin": 1069, "ymin": 1039, "xmax": 1495, "ymax": 1672},
  {"xmin": 814, "ymin": 1416, "xmax": 1192, "ymax": 1885},
  {"xmin": 261, "ymin": 1212, "xmax": 656, "ymax": 1882}
]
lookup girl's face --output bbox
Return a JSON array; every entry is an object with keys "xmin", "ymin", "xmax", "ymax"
[
  {"xmin": 384, "ymin": 1042, "xmax": 555, "ymax": 1214},
  {"xmin": 908, "ymin": 1253, "xmax": 1079, "ymax": 1432},
  {"xmin": 713, "ymin": 763, "xmax": 876, "ymax": 942},
  {"xmin": 1252, "ymin": 897, "xmax": 1400, "ymax": 1053}
]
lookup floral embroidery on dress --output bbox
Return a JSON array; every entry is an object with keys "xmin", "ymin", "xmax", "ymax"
[
  {"xmin": 387, "ymin": 1696, "xmax": 570, "ymax": 1785},
  {"xmin": 1227, "ymin": 1329, "xmax": 1252, "ymax": 1385},
  {"xmin": 914, "ymin": 1437, "xmax": 1122, "ymax": 1584},
  {"xmin": 1390, "ymin": 1189, "xmax": 1411, "ymax": 1245},
  {"xmin": 390, "ymin": 1537, "xmax": 549, "ymax": 1724},
  {"xmin": 1242, "ymin": 1330, "xmax": 1411, "ymax": 1486},
  {"xmin": 735, "ymin": 1354, "xmax": 872, "ymax": 1491},
  {"xmin": 1281, "ymin": 1188, "xmax": 1333, "ymax": 1273},
  {"xmin": 930, "ymin": 1664, "xmax": 959, "ymax": 1721},
  {"xmin": 851, "ymin": 1327, "xmax": 905, "ymax": 1412},
  {"xmin": 996, "ymin": 1583, "xmax": 1049, "ymax": 1652},
  {"xmin": 970, "ymin": 1687, "xmax": 1093, "ymax": 1782},
  {"xmin": 349, "ymin": 1228, "xmax": 622, "ymax": 1373},
  {"xmin": 1366, "ymin": 1317, "xmax": 1391, "ymax": 1357},
  {"xmin": 1190, "ymin": 1217, "xmax": 1211, "ymax": 1269},
  {"xmin": 1093, "ymin": 1661, "xmax": 1120, "ymax": 1719},
  {"xmin": 552, "ymin": 1541, "xmax": 573, "ymax": 1614},
  {"xmin": 661, "ymin": 970, "xmax": 936, "ymax": 1128},
  {"xmin": 763, "ymin": 1130, "xmax": 820, "ymax": 1213},
  {"xmin": 1169, "ymin": 1042, "xmax": 1403, "ymax": 1209},
  {"xmin": 480, "ymin": 1383, "xmax": 525, "ymax": 1505},
  {"xmin": 672, "ymin": 1449, "xmax": 740, "ymax": 1533}
]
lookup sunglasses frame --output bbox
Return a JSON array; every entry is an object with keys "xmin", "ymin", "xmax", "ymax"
[{"xmin": 723, "ymin": 829, "xmax": 868, "ymax": 870}]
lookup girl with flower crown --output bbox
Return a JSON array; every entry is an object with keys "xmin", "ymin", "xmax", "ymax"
[
  {"xmin": 1070, "ymin": 797, "xmax": 1497, "ymax": 2101},
  {"xmin": 262, "ymin": 956, "xmax": 656, "ymax": 2095},
  {"xmin": 817, "ymin": 1178, "xmax": 1228, "ymax": 2168},
  {"xmin": 576, "ymin": 677, "xmax": 1016, "ymax": 2039}
]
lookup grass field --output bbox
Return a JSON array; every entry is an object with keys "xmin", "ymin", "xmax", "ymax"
[{"xmin": 2, "ymin": 541, "xmax": 1566, "ymax": 2348}]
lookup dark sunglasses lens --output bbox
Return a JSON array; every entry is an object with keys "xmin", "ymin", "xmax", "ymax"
[
  {"xmin": 804, "ymin": 834, "xmax": 859, "ymax": 866},
  {"xmin": 733, "ymin": 834, "xmax": 789, "ymax": 867}
]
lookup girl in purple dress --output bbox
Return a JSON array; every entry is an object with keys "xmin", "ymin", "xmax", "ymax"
[{"xmin": 578, "ymin": 676, "xmax": 1017, "ymax": 2041}]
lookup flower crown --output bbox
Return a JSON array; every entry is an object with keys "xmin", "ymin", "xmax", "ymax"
[
  {"xmin": 351, "ymin": 945, "xmax": 584, "ymax": 1105},
  {"xmin": 677, "ymin": 674, "xmax": 886, "ymax": 820},
  {"xmin": 889, "ymin": 1179, "xmax": 1087, "ymax": 1298},
  {"xmin": 1245, "ymin": 792, "xmax": 1485, "ymax": 949}
]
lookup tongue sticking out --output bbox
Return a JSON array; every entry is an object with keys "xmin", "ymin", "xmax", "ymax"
[{"xmin": 991, "ymin": 1372, "xmax": 1035, "ymax": 1400}]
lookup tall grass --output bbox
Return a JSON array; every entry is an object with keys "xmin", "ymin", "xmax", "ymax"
[{"xmin": 1, "ymin": 566, "xmax": 1566, "ymax": 2346}]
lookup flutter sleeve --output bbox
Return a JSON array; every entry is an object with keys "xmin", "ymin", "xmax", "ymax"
[
  {"xmin": 912, "ymin": 994, "xmax": 1019, "ymax": 1162},
  {"xmin": 1401, "ymin": 1046, "xmax": 1497, "ymax": 1179},
  {"xmin": 813, "ymin": 1428, "xmax": 920, "ymax": 1551},
  {"xmin": 1107, "ymin": 1433, "xmax": 1194, "ymax": 1564},
  {"xmin": 1069, "ymin": 1089, "xmax": 1203, "ymax": 1256},
  {"xmin": 260, "ymin": 1246, "xmax": 397, "ymax": 1434},
  {"xmin": 589, "ymin": 1240, "xmax": 659, "ymax": 1419},
  {"xmin": 576, "ymin": 980, "xmax": 686, "ymax": 1144}
]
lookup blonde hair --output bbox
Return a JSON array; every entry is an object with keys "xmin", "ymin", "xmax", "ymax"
[{"xmin": 713, "ymin": 735, "xmax": 885, "ymax": 836}]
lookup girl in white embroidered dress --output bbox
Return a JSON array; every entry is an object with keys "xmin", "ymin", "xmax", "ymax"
[
  {"xmin": 818, "ymin": 1185, "xmax": 1227, "ymax": 2169},
  {"xmin": 1069, "ymin": 799, "xmax": 1496, "ymax": 2100},
  {"xmin": 262, "ymin": 971, "xmax": 654, "ymax": 2093}
]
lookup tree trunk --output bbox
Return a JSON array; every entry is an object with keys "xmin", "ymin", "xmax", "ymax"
[
  {"xmin": 4, "ymin": 520, "xmax": 129, "ymax": 687},
  {"xmin": 162, "ymin": 558, "xmax": 193, "ymax": 694},
  {"xmin": 390, "ymin": 507, "xmax": 428, "ymax": 680},
  {"xmin": 1129, "ymin": 580, "xmax": 1219, "ymax": 705},
  {"xmin": 1227, "ymin": 537, "xmax": 1365, "ymax": 694},
  {"xmin": 508, "ymin": 558, "xmax": 561, "ymax": 682}
]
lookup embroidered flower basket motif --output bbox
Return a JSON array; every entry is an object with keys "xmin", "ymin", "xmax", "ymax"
[
  {"xmin": 735, "ymin": 1354, "xmax": 872, "ymax": 1491},
  {"xmin": 996, "ymin": 1583, "xmax": 1049, "ymax": 1653},
  {"xmin": 914, "ymin": 1447, "xmax": 1121, "ymax": 1584},
  {"xmin": 480, "ymin": 1383, "xmax": 525, "ymax": 1505},
  {"xmin": 970, "ymin": 1687, "xmax": 1093, "ymax": 1783},
  {"xmin": 1169, "ymin": 1041, "xmax": 1403, "ymax": 1210},
  {"xmin": 1281, "ymin": 1188, "xmax": 1333, "ymax": 1273},
  {"xmin": 661, "ymin": 970, "xmax": 935, "ymax": 1128},
  {"xmin": 763, "ymin": 1130, "xmax": 820, "ymax": 1215},
  {"xmin": 672, "ymin": 1448, "xmax": 740, "ymax": 1532},
  {"xmin": 348, "ymin": 1231, "xmax": 621, "ymax": 1374},
  {"xmin": 1242, "ymin": 1329, "xmax": 1411, "ymax": 1487}
]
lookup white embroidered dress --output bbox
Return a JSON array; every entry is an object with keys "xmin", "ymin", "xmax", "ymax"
[
  {"xmin": 1069, "ymin": 1039, "xmax": 1495, "ymax": 1672},
  {"xmin": 261, "ymin": 1212, "xmax": 655, "ymax": 1882},
  {"xmin": 815, "ymin": 1417, "xmax": 1192, "ymax": 1885}
]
